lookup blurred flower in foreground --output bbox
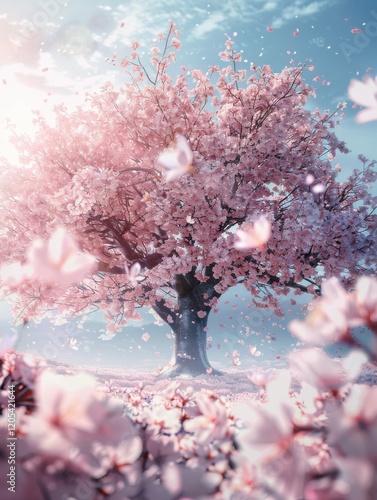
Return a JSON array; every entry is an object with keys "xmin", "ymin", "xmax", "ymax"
[
  {"xmin": 289, "ymin": 277, "xmax": 367, "ymax": 345},
  {"xmin": 289, "ymin": 349, "xmax": 367, "ymax": 391},
  {"xmin": 157, "ymin": 134, "xmax": 194, "ymax": 181},
  {"xmin": 328, "ymin": 384, "xmax": 377, "ymax": 461},
  {"xmin": 125, "ymin": 262, "xmax": 144, "ymax": 286},
  {"xmin": 1, "ymin": 228, "xmax": 96, "ymax": 288},
  {"xmin": 348, "ymin": 75, "xmax": 377, "ymax": 123},
  {"xmin": 354, "ymin": 276, "xmax": 377, "ymax": 326},
  {"xmin": 24, "ymin": 371, "xmax": 133, "ymax": 463},
  {"xmin": 234, "ymin": 216, "xmax": 271, "ymax": 250},
  {"xmin": 28, "ymin": 228, "xmax": 97, "ymax": 286},
  {"xmin": 183, "ymin": 391, "xmax": 228, "ymax": 445}
]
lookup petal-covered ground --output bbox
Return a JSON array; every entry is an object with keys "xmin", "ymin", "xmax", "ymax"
[{"xmin": 50, "ymin": 356, "xmax": 377, "ymax": 397}]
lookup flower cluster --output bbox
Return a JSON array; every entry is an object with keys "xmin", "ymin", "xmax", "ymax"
[
  {"xmin": 290, "ymin": 276, "xmax": 377, "ymax": 346},
  {"xmin": 0, "ymin": 347, "xmax": 240, "ymax": 499},
  {"xmin": 0, "ymin": 273, "xmax": 376, "ymax": 499}
]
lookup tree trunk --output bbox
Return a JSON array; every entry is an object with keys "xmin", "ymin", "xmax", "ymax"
[{"xmin": 153, "ymin": 269, "xmax": 223, "ymax": 378}]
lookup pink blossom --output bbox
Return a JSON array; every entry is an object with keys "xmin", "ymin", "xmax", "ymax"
[
  {"xmin": 183, "ymin": 392, "xmax": 228, "ymax": 444},
  {"xmin": 312, "ymin": 183, "xmax": 325, "ymax": 193},
  {"xmin": 28, "ymin": 228, "xmax": 97, "ymax": 287},
  {"xmin": 3, "ymin": 351, "xmax": 45, "ymax": 389},
  {"xmin": 171, "ymin": 37, "xmax": 181, "ymax": 50},
  {"xmin": 247, "ymin": 369, "xmax": 275, "ymax": 387},
  {"xmin": 125, "ymin": 262, "xmax": 144, "ymax": 286},
  {"xmin": 234, "ymin": 216, "xmax": 271, "ymax": 250},
  {"xmin": 289, "ymin": 277, "xmax": 362, "ymax": 345},
  {"xmin": 157, "ymin": 135, "xmax": 193, "ymax": 181},
  {"xmin": 99, "ymin": 436, "xmax": 142, "ymax": 474},
  {"xmin": 290, "ymin": 348, "xmax": 343, "ymax": 390},
  {"xmin": 348, "ymin": 75, "xmax": 377, "ymax": 123},
  {"xmin": 235, "ymin": 399, "xmax": 294, "ymax": 464},
  {"xmin": 354, "ymin": 276, "xmax": 377, "ymax": 325},
  {"xmin": 306, "ymin": 174, "xmax": 315, "ymax": 185},
  {"xmin": 305, "ymin": 457, "xmax": 373, "ymax": 500},
  {"xmin": 328, "ymin": 385, "xmax": 377, "ymax": 461},
  {"xmin": 145, "ymin": 433, "xmax": 180, "ymax": 465},
  {"xmin": 249, "ymin": 345, "xmax": 261, "ymax": 357},
  {"xmin": 67, "ymin": 337, "xmax": 79, "ymax": 350},
  {"xmin": 289, "ymin": 349, "xmax": 366, "ymax": 391},
  {"xmin": 144, "ymin": 404, "xmax": 182, "ymax": 435},
  {"xmin": 24, "ymin": 371, "xmax": 131, "ymax": 462},
  {"xmin": 227, "ymin": 460, "xmax": 257, "ymax": 496}
]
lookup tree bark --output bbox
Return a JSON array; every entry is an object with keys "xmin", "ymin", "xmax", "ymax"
[{"xmin": 153, "ymin": 269, "xmax": 223, "ymax": 378}]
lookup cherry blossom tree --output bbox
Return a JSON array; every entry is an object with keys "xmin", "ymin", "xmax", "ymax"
[{"xmin": 0, "ymin": 22, "xmax": 376, "ymax": 377}]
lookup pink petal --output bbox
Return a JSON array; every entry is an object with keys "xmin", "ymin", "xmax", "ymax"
[
  {"xmin": 355, "ymin": 107, "xmax": 377, "ymax": 124},
  {"xmin": 176, "ymin": 134, "xmax": 193, "ymax": 164},
  {"xmin": 157, "ymin": 135, "xmax": 193, "ymax": 181},
  {"xmin": 235, "ymin": 216, "xmax": 271, "ymax": 250},
  {"xmin": 61, "ymin": 252, "xmax": 96, "ymax": 278},
  {"xmin": 348, "ymin": 77, "xmax": 377, "ymax": 108},
  {"xmin": 48, "ymin": 228, "xmax": 78, "ymax": 267},
  {"xmin": 312, "ymin": 183, "xmax": 325, "ymax": 193}
]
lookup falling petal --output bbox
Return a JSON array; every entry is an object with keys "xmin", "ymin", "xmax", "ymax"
[
  {"xmin": 312, "ymin": 183, "xmax": 325, "ymax": 193},
  {"xmin": 235, "ymin": 216, "xmax": 271, "ymax": 250},
  {"xmin": 158, "ymin": 135, "xmax": 193, "ymax": 181},
  {"xmin": 305, "ymin": 174, "xmax": 315, "ymax": 185}
]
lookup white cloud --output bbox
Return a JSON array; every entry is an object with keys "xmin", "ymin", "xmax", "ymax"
[
  {"xmin": 103, "ymin": 13, "xmax": 142, "ymax": 48},
  {"xmin": 190, "ymin": 12, "xmax": 227, "ymax": 39},
  {"xmin": 263, "ymin": 2, "xmax": 279, "ymax": 11},
  {"xmin": 272, "ymin": 0, "xmax": 337, "ymax": 28}
]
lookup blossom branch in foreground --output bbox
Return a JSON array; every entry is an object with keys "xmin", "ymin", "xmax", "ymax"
[{"xmin": 289, "ymin": 275, "xmax": 377, "ymax": 350}]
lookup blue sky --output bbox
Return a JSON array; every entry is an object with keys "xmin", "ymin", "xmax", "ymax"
[
  {"xmin": 0, "ymin": 0, "xmax": 376, "ymax": 370},
  {"xmin": 1, "ymin": 0, "xmax": 376, "ymax": 167}
]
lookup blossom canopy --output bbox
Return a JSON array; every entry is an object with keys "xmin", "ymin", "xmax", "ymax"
[{"xmin": 0, "ymin": 23, "xmax": 375, "ymax": 339}]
